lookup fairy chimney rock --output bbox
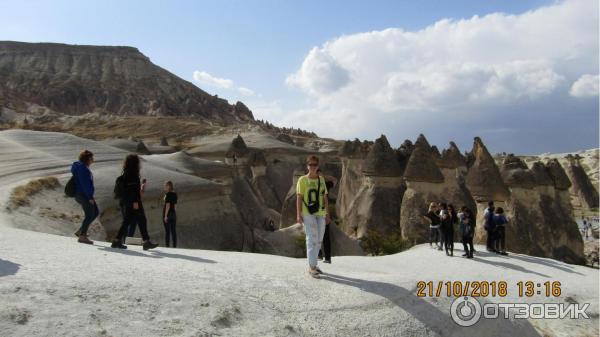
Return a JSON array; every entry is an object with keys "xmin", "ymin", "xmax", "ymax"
[
  {"xmin": 362, "ymin": 135, "xmax": 402, "ymax": 177},
  {"xmin": 465, "ymin": 137, "xmax": 509, "ymax": 201},
  {"xmin": 403, "ymin": 134, "xmax": 444, "ymax": 183}
]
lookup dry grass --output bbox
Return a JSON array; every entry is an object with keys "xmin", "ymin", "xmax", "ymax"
[{"xmin": 9, "ymin": 176, "xmax": 60, "ymax": 208}]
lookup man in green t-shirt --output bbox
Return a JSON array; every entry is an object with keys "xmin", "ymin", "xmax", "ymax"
[{"xmin": 296, "ymin": 155, "xmax": 329, "ymax": 278}]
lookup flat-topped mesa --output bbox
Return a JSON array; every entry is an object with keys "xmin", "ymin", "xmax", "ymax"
[
  {"xmin": 403, "ymin": 134, "xmax": 444, "ymax": 183},
  {"xmin": 546, "ymin": 159, "xmax": 572, "ymax": 190},
  {"xmin": 500, "ymin": 154, "xmax": 536, "ymax": 189},
  {"xmin": 530, "ymin": 161, "xmax": 554, "ymax": 187},
  {"xmin": 439, "ymin": 141, "xmax": 467, "ymax": 169},
  {"xmin": 0, "ymin": 41, "xmax": 254, "ymax": 122},
  {"xmin": 362, "ymin": 135, "xmax": 402, "ymax": 177},
  {"xmin": 465, "ymin": 137, "xmax": 509, "ymax": 201}
]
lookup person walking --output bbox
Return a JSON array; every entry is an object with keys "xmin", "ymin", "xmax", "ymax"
[
  {"xmin": 483, "ymin": 201, "xmax": 496, "ymax": 252},
  {"xmin": 424, "ymin": 202, "xmax": 441, "ymax": 249},
  {"xmin": 120, "ymin": 178, "xmax": 146, "ymax": 243},
  {"xmin": 163, "ymin": 181, "xmax": 178, "ymax": 247},
  {"xmin": 71, "ymin": 150, "xmax": 98, "ymax": 245},
  {"xmin": 112, "ymin": 154, "xmax": 158, "ymax": 250},
  {"xmin": 459, "ymin": 207, "xmax": 474, "ymax": 258},
  {"xmin": 317, "ymin": 169, "xmax": 337, "ymax": 264},
  {"xmin": 493, "ymin": 207, "xmax": 508, "ymax": 255},
  {"xmin": 296, "ymin": 155, "xmax": 329, "ymax": 278}
]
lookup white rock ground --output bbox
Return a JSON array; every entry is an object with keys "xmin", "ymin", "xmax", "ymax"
[
  {"xmin": 0, "ymin": 216, "xmax": 597, "ymax": 337},
  {"xmin": 0, "ymin": 129, "xmax": 598, "ymax": 337}
]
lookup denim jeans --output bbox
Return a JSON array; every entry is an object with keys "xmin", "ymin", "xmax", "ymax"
[
  {"xmin": 75, "ymin": 194, "xmax": 99, "ymax": 236},
  {"xmin": 303, "ymin": 213, "xmax": 326, "ymax": 268}
]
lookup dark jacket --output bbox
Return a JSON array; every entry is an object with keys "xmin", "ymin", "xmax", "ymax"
[
  {"xmin": 122, "ymin": 173, "xmax": 141, "ymax": 205},
  {"xmin": 71, "ymin": 161, "xmax": 94, "ymax": 199}
]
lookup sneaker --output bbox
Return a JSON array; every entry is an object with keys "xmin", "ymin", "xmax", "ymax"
[
  {"xmin": 500, "ymin": 251, "xmax": 508, "ymax": 256},
  {"xmin": 315, "ymin": 267, "xmax": 323, "ymax": 274},
  {"xmin": 467, "ymin": 255, "xmax": 474, "ymax": 259},
  {"xmin": 462, "ymin": 253, "xmax": 468, "ymax": 257},
  {"xmin": 308, "ymin": 270, "xmax": 320, "ymax": 279},
  {"xmin": 323, "ymin": 259, "xmax": 331, "ymax": 264},
  {"xmin": 111, "ymin": 241, "xmax": 127, "ymax": 249},
  {"xmin": 78, "ymin": 235, "xmax": 93, "ymax": 245},
  {"xmin": 143, "ymin": 241, "xmax": 158, "ymax": 251}
]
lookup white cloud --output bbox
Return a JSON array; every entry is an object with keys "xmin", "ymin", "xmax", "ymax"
[
  {"xmin": 284, "ymin": 0, "xmax": 598, "ymax": 143},
  {"xmin": 238, "ymin": 87, "xmax": 255, "ymax": 96},
  {"xmin": 570, "ymin": 74, "xmax": 599, "ymax": 97},
  {"xmin": 192, "ymin": 70, "xmax": 255, "ymax": 97},
  {"xmin": 193, "ymin": 71, "xmax": 234, "ymax": 89},
  {"xmin": 285, "ymin": 47, "xmax": 350, "ymax": 95}
]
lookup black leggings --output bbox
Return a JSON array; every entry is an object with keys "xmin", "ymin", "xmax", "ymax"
[
  {"xmin": 319, "ymin": 224, "xmax": 331, "ymax": 261},
  {"xmin": 494, "ymin": 226, "xmax": 505, "ymax": 252},
  {"xmin": 429, "ymin": 227, "xmax": 440, "ymax": 246},
  {"xmin": 116, "ymin": 203, "xmax": 150, "ymax": 242},
  {"xmin": 164, "ymin": 212, "xmax": 177, "ymax": 247},
  {"xmin": 443, "ymin": 229, "xmax": 454, "ymax": 253},
  {"xmin": 462, "ymin": 235, "xmax": 473, "ymax": 256}
]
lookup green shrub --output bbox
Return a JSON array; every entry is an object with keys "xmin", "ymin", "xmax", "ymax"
[{"xmin": 360, "ymin": 229, "xmax": 413, "ymax": 256}]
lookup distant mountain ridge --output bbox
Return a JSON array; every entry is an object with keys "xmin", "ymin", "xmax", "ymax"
[{"xmin": 0, "ymin": 41, "xmax": 253, "ymax": 122}]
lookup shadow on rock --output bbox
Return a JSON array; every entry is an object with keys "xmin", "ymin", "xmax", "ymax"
[
  {"xmin": 0, "ymin": 258, "xmax": 20, "ymax": 277},
  {"xmin": 150, "ymin": 251, "xmax": 217, "ymax": 264},
  {"xmin": 321, "ymin": 272, "xmax": 542, "ymax": 337}
]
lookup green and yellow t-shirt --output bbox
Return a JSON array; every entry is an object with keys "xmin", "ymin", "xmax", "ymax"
[{"xmin": 296, "ymin": 175, "xmax": 328, "ymax": 216}]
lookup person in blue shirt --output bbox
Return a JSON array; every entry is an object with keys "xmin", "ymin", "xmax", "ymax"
[{"xmin": 71, "ymin": 150, "xmax": 98, "ymax": 245}]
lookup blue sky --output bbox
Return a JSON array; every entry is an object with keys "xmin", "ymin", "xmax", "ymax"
[{"xmin": 1, "ymin": 0, "xmax": 598, "ymax": 154}]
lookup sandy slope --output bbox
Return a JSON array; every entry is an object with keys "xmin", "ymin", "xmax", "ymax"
[{"xmin": 0, "ymin": 216, "xmax": 597, "ymax": 337}]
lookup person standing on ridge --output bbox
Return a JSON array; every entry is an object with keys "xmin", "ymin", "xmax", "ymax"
[
  {"xmin": 483, "ymin": 201, "xmax": 496, "ymax": 252},
  {"xmin": 296, "ymin": 155, "xmax": 329, "ymax": 278},
  {"xmin": 163, "ymin": 180, "xmax": 178, "ymax": 247},
  {"xmin": 424, "ymin": 202, "xmax": 441, "ymax": 249}
]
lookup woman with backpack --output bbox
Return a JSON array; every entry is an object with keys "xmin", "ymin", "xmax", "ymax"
[
  {"xmin": 112, "ymin": 154, "xmax": 158, "ymax": 250},
  {"xmin": 459, "ymin": 206, "xmax": 474, "ymax": 258},
  {"xmin": 493, "ymin": 207, "xmax": 509, "ymax": 255},
  {"xmin": 71, "ymin": 150, "xmax": 98, "ymax": 245}
]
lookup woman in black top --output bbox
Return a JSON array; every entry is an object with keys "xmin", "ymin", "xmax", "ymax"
[
  {"xmin": 112, "ymin": 154, "xmax": 158, "ymax": 250},
  {"xmin": 163, "ymin": 181, "xmax": 178, "ymax": 247},
  {"xmin": 442, "ymin": 204, "xmax": 457, "ymax": 256}
]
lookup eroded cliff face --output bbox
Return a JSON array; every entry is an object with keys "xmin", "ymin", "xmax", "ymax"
[
  {"xmin": 496, "ymin": 156, "xmax": 584, "ymax": 264},
  {"xmin": 0, "ymin": 41, "xmax": 253, "ymax": 122},
  {"xmin": 332, "ymin": 134, "xmax": 585, "ymax": 263}
]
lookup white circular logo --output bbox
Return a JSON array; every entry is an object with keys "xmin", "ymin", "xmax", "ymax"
[{"xmin": 450, "ymin": 296, "xmax": 482, "ymax": 327}]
